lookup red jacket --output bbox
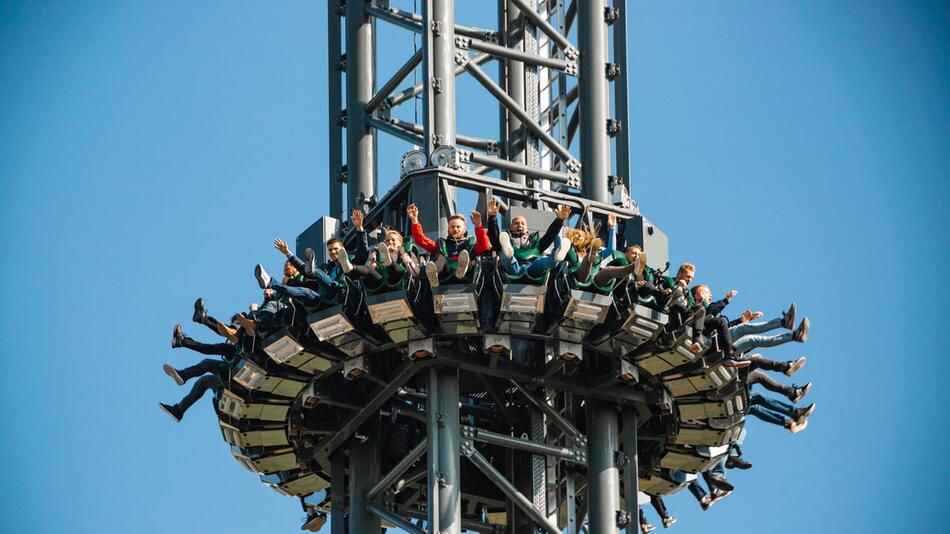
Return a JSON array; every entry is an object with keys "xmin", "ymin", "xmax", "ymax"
[{"xmin": 411, "ymin": 222, "xmax": 490, "ymax": 259}]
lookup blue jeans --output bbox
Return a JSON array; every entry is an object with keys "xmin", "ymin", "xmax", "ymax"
[
  {"xmin": 499, "ymin": 239, "xmax": 562, "ymax": 278},
  {"xmin": 271, "ymin": 282, "xmax": 321, "ymax": 307},
  {"xmin": 748, "ymin": 393, "xmax": 794, "ymax": 426},
  {"xmin": 732, "ymin": 316, "xmax": 792, "ymax": 353},
  {"xmin": 729, "ymin": 317, "xmax": 782, "ymax": 339}
]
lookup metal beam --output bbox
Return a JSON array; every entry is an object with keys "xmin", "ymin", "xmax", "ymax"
[
  {"xmin": 367, "ymin": 4, "xmax": 496, "ymax": 41},
  {"xmin": 330, "ymin": 451, "xmax": 346, "ymax": 534},
  {"xmin": 463, "ymin": 60, "xmax": 578, "ymax": 168},
  {"xmin": 327, "ymin": 0, "xmax": 343, "ymax": 217},
  {"xmin": 429, "ymin": 367, "xmax": 462, "ymax": 534},
  {"xmin": 467, "ymin": 152, "xmax": 576, "ymax": 186},
  {"xmin": 613, "ymin": 0, "xmax": 633, "ymax": 194},
  {"xmin": 577, "ymin": 0, "xmax": 611, "ymax": 202},
  {"xmin": 509, "ymin": 0, "xmax": 576, "ymax": 54},
  {"xmin": 461, "ymin": 425, "xmax": 581, "ymax": 462},
  {"xmin": 462, "ymin": 444, "xmax": 561, "ymax": 534},
  {"xmin": 367, "ymin": 502, "xmax": 426, "ymax": 534},
  {"xmin": 365, "ymin": 48, "xmax": 423, "ymax": 113},
  {"xmin": 387, "ymin": 52, "xmax": 492, "ymax": 108},
  {"xmin": 586, "ymin": 400, "xmax": 620, "ymax": 534},
  {"xmin": 348, "ymin": 426, "xmax": 381, "ymax": 533},
  {"xmin": 465, "ymin": 37, "xmax": 573, "ymax": 73},
  {"xmin": 622, "ymin": 409, "xmax": 640, "ymax": 534},
  {"xmin": 422, "ymin": 0, "xmax": 457, "ymax": 151},
  {"xmin": 367, "ymin": 438, "xmax": 428, "ymax": 500},
  {"xmin": 346, "ymin": 0, "xmax": 376, "ymax": 210}
]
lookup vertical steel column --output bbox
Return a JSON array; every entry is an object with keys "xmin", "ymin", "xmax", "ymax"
[
  {"xmin": 427, "ymin": 368, "xmax": 462, "ymax": 534},
  {"xmin": 622, "ymin": 409, "xmax": 640, "ymax": 534},
  {"xmin": 587, "ymin": 400, "xmax": 620, "ymax": 534},
  {"xmin": 422, "ymin": 0, "xmax": 457, "ymax": 151},
  {"xmin": 504, "ymin": 1, "xmax": 526, "ymax": 185},
  {"xmin": 348, "ymin": 426, "xmax": 381, "ymax": 533},
  {"xmin": 577, "ymin": 0, "xmax": 611, "ymax": 203},
  {"xmin": 613, "ymin": 0, "xmax": 633, "ymax": 195},
  {"xmin": 331, "ymin": 451, "xmax": 346, "ymax": 534},
  {"xmin": 346, "ymin": 0, "xmax": 376, "ymax": 211},
  {"xmin": 328, "ymin": 1, "xmax": 344, "ymax": 217}
]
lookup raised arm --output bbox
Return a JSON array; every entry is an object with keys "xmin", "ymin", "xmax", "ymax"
[
  {"xmin": 605, "ymin": 214, "xmax": 617, "ymax": 255},
  {"xmin": 407, "ymin": 203, "xmax": 437, "ymax": 253},
  {"xmin": 486, "ymin": 198, "xmax": 502, "ymax": 252},
  {"xmin": 471, "ymin": 210, "xmax": 491, "ymax": 255},
  {"xmin": 537, "ymin": 204, "xmax": 570, "ymax": 252},
  {"xmin": 350, "ymin": 209, "xmax": 370, "ymax": 264},
  {"xmin": 274, "ymin": 238, "xmax": 307, "ymax": 273}
]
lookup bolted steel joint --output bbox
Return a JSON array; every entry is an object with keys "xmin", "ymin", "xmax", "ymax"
[
  {"xmin": 337, "ymin": 54, "xmax": 346, "ymax": 72},
  {"xmin": 565, "ymin": 46, "xmax": 579, "ymax": 60},
  {"xmin": 604, "ymin": 6, "xmax": 620, "ymax": 24},
  {"xmin": 605, "ymin": 62, "xmax": 621, "ymax": 80},
  {"xmin": 616, "ymin": 510, "xmax": 631, "ymax": 528},
  {"xmin": 615, "ymin": 451, "xmax": 628, "ymax": 468},
  {"xmin": 606, "ymin": 119, "xmax": 622, "ymax": 137},
  {"xmin": 431, "ymin": 77, "xmax": 443, "ymax": 94},
  {"xmin": 437, "ymin": 472, "xmax": 447, "ymax": 488},
  {"xmin": 566, "ymin": 158, "xmax": 582, "ymax": 173},
  {"xmin": 454, "ymin": 52, "xmax": 470, "ymax": 66},
  {"xmin": 565, "ymin": 61, "xmax": 578, "ymax": 76},
  {"xmin": 430, "ymin": 20, "xmax": 442, "ymax": 36},
  {"xmin": 338, "ymin": 110, "xmax": 347, "ymax": 127},
  {"xmin": 338, "ymin": 166, "xmax": 348, "ymax": 184},
  {"xmin": 482, "ymin": 31, "xmax": 499, "ymax": 43},
  {"xmin": 455, "ymin": 36, "xmax": 471, "ymax": 50},
  {"xmin": 336, "ymin": 0, "xmax": 345, "ymax": 16}
]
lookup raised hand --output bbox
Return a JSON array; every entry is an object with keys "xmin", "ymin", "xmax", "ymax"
[
  {"xmin": 487, "ymin": 198, "xmax": 500, "ymax": 216},
  {"xmin": 406, "ymin": 203, "xmax": 419, "ymax": 224},
  {"xmin": 726, "ymin": 289, "xmax": 738, "ymax": 301},
  {"xmin": 555, "ymin": 204, "xmax": 571, "ymax": 220},
  {"xmin": 274, "ymin": 238, "xmax": 291, "ymax": 256},
  {"xmin": 470, "ymin": 210, "xmax": 483, "ymax": 227},
  {"xmin": 351, "ymin": 209, "xmax": 364, "ymax": 230},
  {"xmin": 607, "ymin": 213, "xmax": 617, "ymax": 229}
]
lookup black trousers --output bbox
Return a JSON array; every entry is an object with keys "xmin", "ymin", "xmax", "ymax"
[
  {"xmin": 747, "ymin": 370, "xmax": 796, "ymax": 400},
  {"xmin": 745, "ymin": 354, "xmax": 790, "ymax": 373},
  {"xmin": 180, "ymin": 335, "xmax": 236, "ymax": 359}
]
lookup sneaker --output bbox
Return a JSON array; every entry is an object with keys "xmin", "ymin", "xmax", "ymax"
[
  {"xmin": 588, "ymin": 237, "xmax": 603, "ymax": 259},
  {"xmin": 795, "ymin": 402, "xmax": 816, "ymax": 423},
  {"xmin": 705, "ymin": 473, "xmax": 734, "ymax": 492},
  {"xmin": 435, "ymin": 254, "xmax": 447, "ymax": 273},
  {"xmin": 172, "ymin": 324, "xmax": 184, "ymax": 348},
  {"xmin": 785, "ymin": 356, "xmax": 806, "ymax": 377},
  {"xmin": 254, "ymin": 264, "xmax": 272, "ymax": 289},
  {"xmin": 376, "ymin": 242, "xmax": 392, "ymax": 267},
  {"xmin": 159, "ymin": 403, "xmax": 182, "ymax": 422},
  {"xmin": 700, "ymin": 495, "xmax": 713, "ymax": 511},
  {"xmin": 425, "ymin": 261, "xmax": 440, "ymax": 288},
  {"xmin": 337, "ymin": 247, "xmax": 353, "ymax": 273},
  {"xmin": 301, "ymin": 513, "xmax": 327, "ymax": 532},
  {"xmin": 554, "ymin": 237, "xmax": 570, "ymax": 262},
  {"xmin": 641, "ymin": 522, "xmax": 656, "ymax": 533},
  {"xmin": 710, "ymin": 489, "xmax": 732, "ymax": 504},
  {"xmin": 793, "ymin": 317, "xmax": 810, "ymax": 343},
  {"xmin": 689, "ymin": 341, "xmax": 703, "ymax": 354},
  {"xmin": 662, "ymin": 516, "xmax": 677, "ymax": 528},
  {"xmin": 722, "ymin": 358, "xmax": 751, "ymax": 368},
  {"xmin": 163, "ymin": 364, "xmax": 184, "ymax": 386},
  {"xmin": 192, "ymin": 297, "xmax": 206, "ymax": 324},
  {"xmin": 455, "ymin": 249, "xmax": 470, "ymax": 279},
  {"xmin": 787, "ymin": 418, "xmax": 808, "ymax": 434},
  {"xmin": 790, "ymin": 382, "xmax": 812, "ymax": 403},
  {"xmin": 782, "ymin": 302, "xmax": 797, "ymax": 330},
  {"xmin": 499, "ymin": 232, "xmax": 514, "ymax": 259},
  {"xmin": 303, "ymin": 248, "xmax": 317, "ymax": 276},
  {"xmin": 725, "ymin": 457, "xmax": 752, "ymax": 470}
]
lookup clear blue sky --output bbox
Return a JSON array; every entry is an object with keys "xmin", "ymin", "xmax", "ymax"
[{"xmin": 1, "ymin": 1, "xmax": 947, "ymax": 533}]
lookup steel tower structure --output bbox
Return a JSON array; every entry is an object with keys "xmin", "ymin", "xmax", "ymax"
[{"xmin": 310, "ymin": 1, "xmax": 663, "ymax": 533}]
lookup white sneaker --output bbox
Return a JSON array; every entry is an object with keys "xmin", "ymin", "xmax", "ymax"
[
  {"xmin": 376, "ymin": 242, "xmax": 392, "ymax": 267},
  {"xmin": 455, "ymin": 249, "xmax": 470, "ymax": 279},
  {"xmin": 163, "ymin": 364, "xmax": 184, "ymax": 386},
  {"xmin": 555, "ymin": 237, "xmax": 570, "ymax": 262},
  {"xmin": 425, "ymin": 261, "xmax": 440, "ymax": 287},
  {"xmin": 499, "ymin": 232, "xmax": 514, "ymax": 259},
  {"xmin": 785, "ymin": 356, "xmax": 806, "ymax": 377},
  {"xmin": 337, "ymin": 247, "xmax": 353, "ymax": 273},
  {"xmin": 254, "ymin": 264, "xmax": 271, "ymax": 289}
]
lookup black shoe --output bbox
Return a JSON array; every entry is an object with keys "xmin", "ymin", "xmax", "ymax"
[
  {"xmin": 163, "ymin": 364, "xmax": 185, "ymax": 386},
  {"xmin": 304, "ymin": 248, "xmax": 316, "ymax": 276},
  {"xmin": 172, "ymin": 324, "xmax": 184, "ymax": 348},
  {"xmin": 700, "ymin": 495, "xmax": 713, "ymax": 511},
  {"xmin": 705, "ymin": 473, "xmax": 735, "ymax": 492},
  {"xmin": 159, "ymin": 402, "xmax": 182, "ymax": 422},
  {"xmin": 790, "ymin": 382, "xmax": 812, "ymax": 403},
  {"xmin": 725, "ymin": 457, "xmax": 752, "ymax": 470},
  {"xmin": 782, "ymin": 302, "xmax": 796, "ymax": 330},
  {"xmin": 192, "ymin": 297, "xmax": 206, "ymax": 324}
]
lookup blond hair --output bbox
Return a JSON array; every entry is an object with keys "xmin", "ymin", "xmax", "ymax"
[
  {"xmin": 567, "ymin": 227, "xmax": 593, "ymax": 251},
  {"xmin": 677, "ymin": 263, "xmax": 696, "ymax": 276},
  {"xmin": 691, "ymin": 284, "xmax": 709, "ymax": 301}
]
